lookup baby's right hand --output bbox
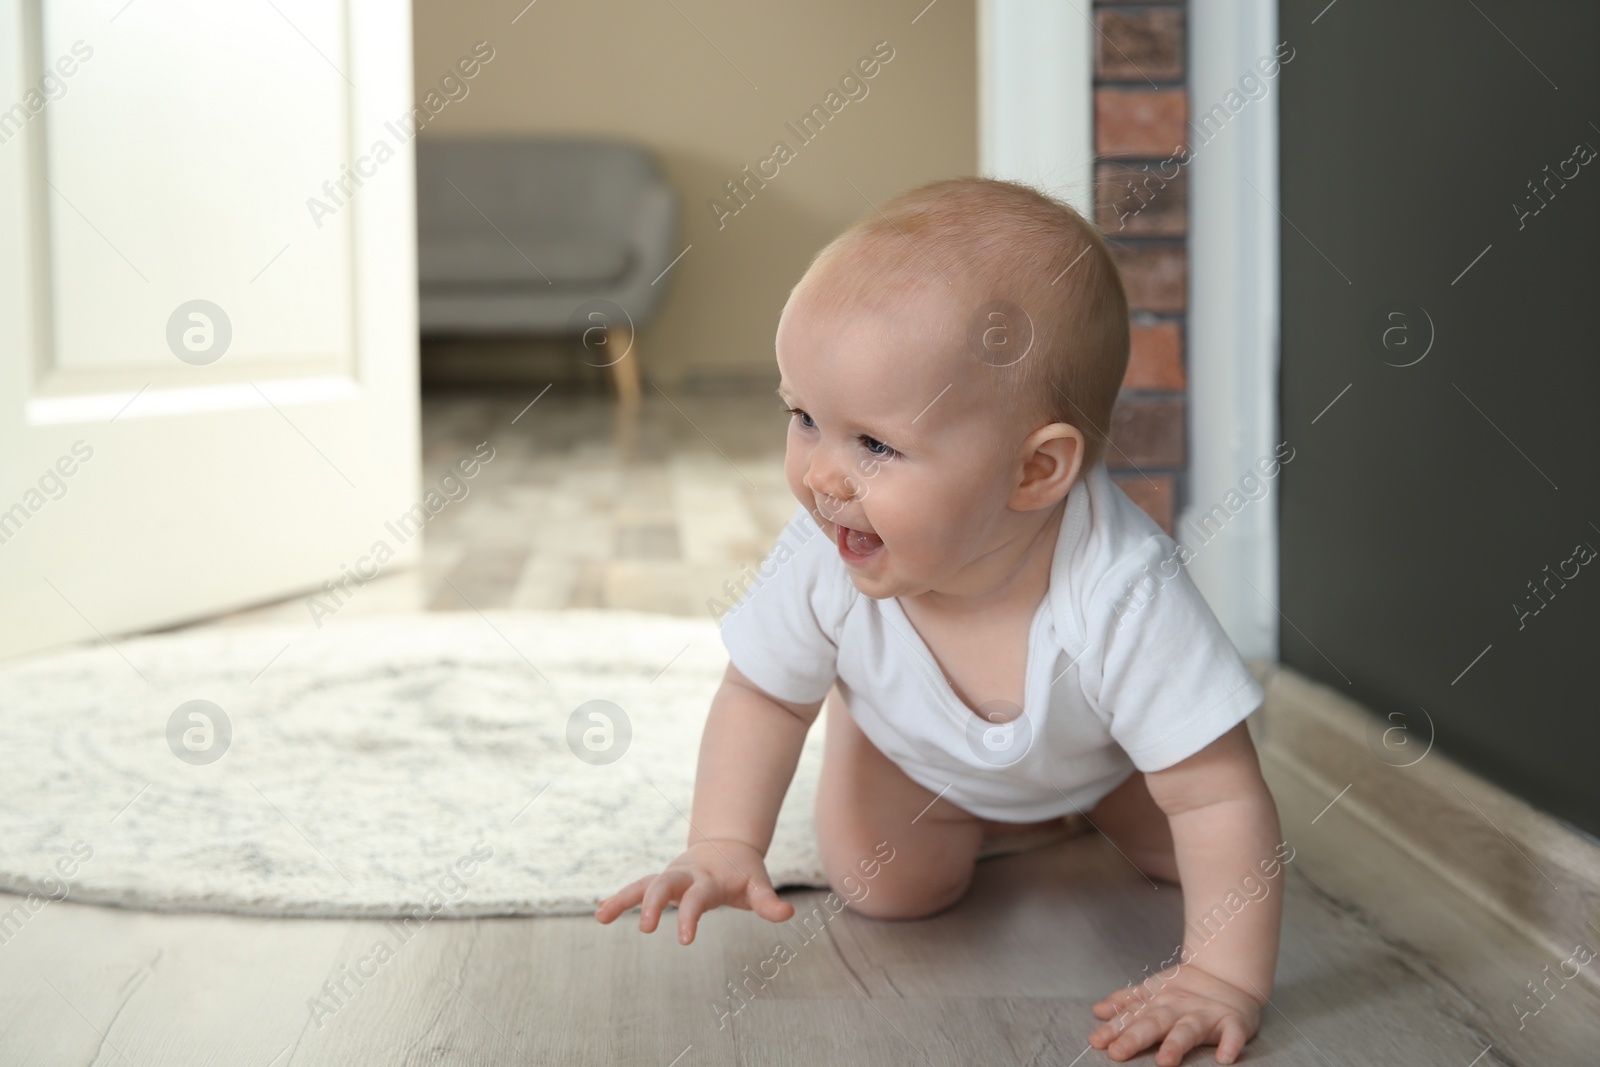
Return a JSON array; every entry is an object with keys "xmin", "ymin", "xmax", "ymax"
[{"xmin": 594, "ymin": 839, "xmax": 796, "ymax": 944}]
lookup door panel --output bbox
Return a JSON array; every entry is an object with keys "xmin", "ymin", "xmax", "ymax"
[
  {"xmin": 41, "ymin": 0, "xmax": 353, "ymax": 376},
  {"xmin": 0, "ymin": 0, "xmax": 419, "ymax": 660}
]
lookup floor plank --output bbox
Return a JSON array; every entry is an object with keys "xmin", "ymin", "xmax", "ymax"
[{"xmin": 3, "ymin": 789, "xmax": 1595, "ymax": 1067}]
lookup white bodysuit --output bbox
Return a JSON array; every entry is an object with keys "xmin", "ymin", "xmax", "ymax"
[{"xmin": 717, "ymin": 460, "xmax": 1265, "ymax": 822}]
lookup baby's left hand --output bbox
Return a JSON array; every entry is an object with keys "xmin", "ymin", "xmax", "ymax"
[{"xmin": 1089, "ymin": 962, "xmax": 1263, "ymax": 1066}]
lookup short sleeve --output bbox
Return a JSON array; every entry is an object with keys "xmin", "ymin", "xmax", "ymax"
[
  {"xmin": 1081, "ymin": 535, "xmax": 1265, "ymax": 772},
  {"xmin": 717, "ymin": 505, "xmax": 844, "ymax": 706}
]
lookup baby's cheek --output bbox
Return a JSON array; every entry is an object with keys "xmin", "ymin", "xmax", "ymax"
[
  {"xmin": 783, "ymin": 449, "xmax": 809, "ymax": 505},
  {"xmin": 880, "ymin": 495, "xmax": 938, "ymax": 553}
]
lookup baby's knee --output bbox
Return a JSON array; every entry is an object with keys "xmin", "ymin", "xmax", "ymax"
[{"xmin": 823, "ymin": 855, "xmax": 973, "ymax": 921}]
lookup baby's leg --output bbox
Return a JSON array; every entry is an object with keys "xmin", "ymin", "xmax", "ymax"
[
  {"xmin": 1085, "ymin": 770, "xmax": 1180, "ymax": 884},
  {"xmin": 814, "ymin": 684, "xmax": 988, "ymax": 920}
]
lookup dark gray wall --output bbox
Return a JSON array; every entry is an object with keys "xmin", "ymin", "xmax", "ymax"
[{"xmin": 1277, "ymin": 0, "xmax": 1599, "ymax": 836}]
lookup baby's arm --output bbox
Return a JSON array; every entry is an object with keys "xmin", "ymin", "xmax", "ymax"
[
  {"xmin": 594, "ymin": 662, "xmax": 825, "ymax": 944},
  {"xmin": 1090, "ymin": 722, "xmax": 1285, "ymax": 1066}
]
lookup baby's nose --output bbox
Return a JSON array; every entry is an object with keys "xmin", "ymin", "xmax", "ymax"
[
  {"xmin": 802, "ymin": 445, "xmax": 863, "ymax": 508},
  {"xmin": 808, "ymin": 481, "xmax": 859, "ymax": 523},
  {"xmin": 801, "ymin": 466, "xmax": 833, "ymax": 497}
]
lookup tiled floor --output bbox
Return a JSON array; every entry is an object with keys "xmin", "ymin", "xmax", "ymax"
[{"xmin": 197, "ymin": 387, "xmax": 801, "ymax": 628}]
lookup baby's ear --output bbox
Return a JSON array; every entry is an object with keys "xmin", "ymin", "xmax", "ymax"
[{"xmin": 1011, "ymin": 422, "xmax": 1084, "ymax": 510}]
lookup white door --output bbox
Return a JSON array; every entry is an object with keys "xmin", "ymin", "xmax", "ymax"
[{"xmin": 0, "ymin": 0, "xmax": 419, "ymax": 660}]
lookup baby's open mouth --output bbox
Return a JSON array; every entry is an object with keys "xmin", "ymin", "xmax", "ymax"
[{"xmin": 835, "ymin": 521, "xmax": 884, "ymax": 560}]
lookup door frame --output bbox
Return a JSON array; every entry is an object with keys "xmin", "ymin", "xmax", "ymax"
[
  {"xmin": 976, "ymin": 0, "xmax": 1094, "ymax": 216},
  {"xmin": 1184, "ymin": 0, "xmax": 1281, "ymax": 661}
]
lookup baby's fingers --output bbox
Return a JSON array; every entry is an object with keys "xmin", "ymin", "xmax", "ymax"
[
  {"xmin": 1214, "ymin": 1016, "xmax": 1251, "ymax": 1064},
  {"xmin": 639, "ymin": 870, "xmax": 692, "ymax": 934},
  {"xmin": 1154, "ymin": 1013, "xmax": 1209, "ymax": 1067},
  {"xmin": 1092, "ymin": 983, "xmax": 1152, "ymax": 1020},
  {"xmin": 1100, "ymin": 1004, "xmax": 1173, "ymax": 1061},
  {"xmin": 677, "ymin": 880, "xmax": 718, "ymax": 945},
  {"xmin": 747, "ymin": 880, "xmax": 795, "ymax": 923},
  {"xmin": 595, "ymin": 876, "xmax": 653, "ymax": 924}
]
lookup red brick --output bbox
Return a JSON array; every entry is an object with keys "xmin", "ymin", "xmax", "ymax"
[
  {"xmin": 1108, "ymin": 396, "xmax": 1185, "ymax": 468},
  {"xmin": 1095, "ymin": 161, "xmax": 1186, "ymax": 237},
  {"xmin": 1112, "ymin": 473, "xmax": 1176, "ymax": 535},
  {"xmin": 1096, "ymin": 9, "xmax": 1184, "ymax": 82},
  {"xmin": 1095, "ymin": 89, "xmax": 1187, "ymax": 157},
  {"xmin": 1124, "ymin": 323, "xmax": 1185, "ymax": 390},
  {"xmin": 1109, "ymin": 242, "xmax": 1186, "ymax": 313}
]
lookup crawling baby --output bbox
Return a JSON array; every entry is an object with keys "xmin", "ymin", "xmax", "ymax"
[{"xmin": 597, "ymin": 177, "xmax": 1285, "ymax": 1066}]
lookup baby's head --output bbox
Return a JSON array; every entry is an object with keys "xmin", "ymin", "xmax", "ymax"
[{"xmin": 775, "ymin": 177, "xmax": 1129, "ymax": 599}]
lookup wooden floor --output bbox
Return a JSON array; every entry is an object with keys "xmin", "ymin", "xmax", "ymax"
[
  {"xmin": 5, "ymin": 390, "xmax": 1598, "ymax": 1065},
  {"xmin": 2, "ymin": 746, "xmax": 1596, "ymax": 1065}
]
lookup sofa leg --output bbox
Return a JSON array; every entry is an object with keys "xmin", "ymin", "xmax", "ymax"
[
  {"xmin": 605, "ymin": 324, "xmax": 641, "ymax": 460},
  {"xmin": 604, "ymin": 324, "xmax": 641, "ymax": 406}
]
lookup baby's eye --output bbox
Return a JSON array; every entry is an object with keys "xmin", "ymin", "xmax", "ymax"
[
  {"xmin": 860, "ymin": 436, "xmax": 897, "ymax": 459},
  {"xmin": 785, "ymin": 406, "xmax": 816, "ymax": 430}
]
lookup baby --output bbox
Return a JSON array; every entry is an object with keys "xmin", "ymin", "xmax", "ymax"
[{"xmin": 597, "ymin": 177, "xmax": 1284, "ymax": 1066}]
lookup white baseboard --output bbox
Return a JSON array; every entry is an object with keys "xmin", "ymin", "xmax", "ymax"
[{"xmin": 1248, "ymin": 660, "xmax": 1600, "ymax": 993}]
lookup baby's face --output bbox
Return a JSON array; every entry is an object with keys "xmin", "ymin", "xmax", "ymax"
[{"xmin": 774, "ymin": 276, "xmax": 1035, "ymax": 600}]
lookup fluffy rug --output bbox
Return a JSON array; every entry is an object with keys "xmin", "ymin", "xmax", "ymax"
[{"xmin": 0, "ymin": 610, "xmax": 833, "ymax": 919}]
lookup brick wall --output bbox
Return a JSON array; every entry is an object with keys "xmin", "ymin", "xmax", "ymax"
[{"xmin": 1093, "ymin": 2, "xmax": 1187, "ymax": 536}]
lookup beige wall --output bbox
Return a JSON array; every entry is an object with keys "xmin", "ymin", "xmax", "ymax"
[{"xmin": 411, "ymin": 0, "xmax": 977, "ymax": 388}]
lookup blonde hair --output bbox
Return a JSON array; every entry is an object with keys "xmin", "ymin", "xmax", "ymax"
[{"xmin": 795, "ymin": 177, "xmax": 1129, "ymax": 467}]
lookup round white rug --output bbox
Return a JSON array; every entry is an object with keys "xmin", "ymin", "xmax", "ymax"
[{"xmin": 0, "ymin": 610, "xmax": 830, "ymax": 919}]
